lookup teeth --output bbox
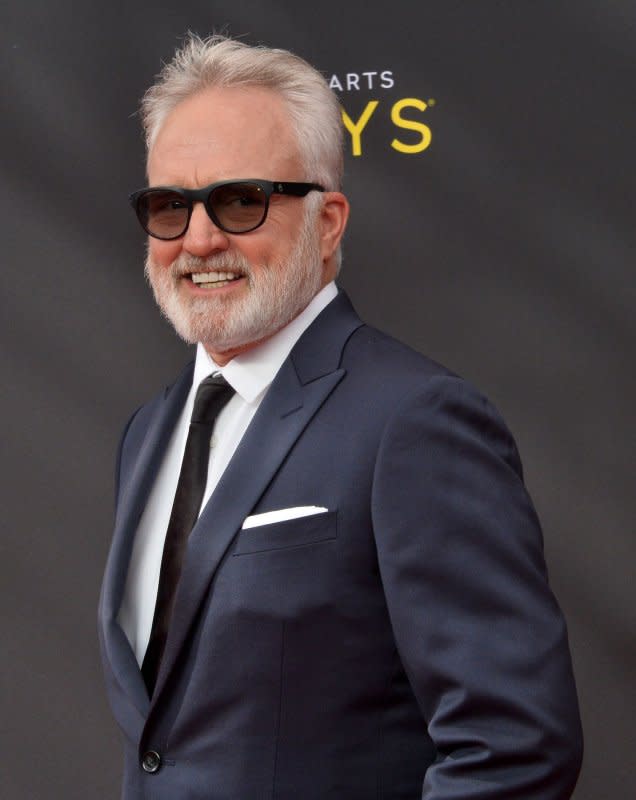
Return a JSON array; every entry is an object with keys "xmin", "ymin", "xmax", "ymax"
[
  {"xmin": 191, "ymin": 271, "xmax": 240, "ymax": 284},
  {"xmin": 198, "ymin": 280, "xmax": 232, "ymax": 288}
]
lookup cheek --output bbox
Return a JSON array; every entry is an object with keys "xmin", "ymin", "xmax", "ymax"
[{"xmin": 148, "ymin": 240, "xmax": 181, "ymax": 268}]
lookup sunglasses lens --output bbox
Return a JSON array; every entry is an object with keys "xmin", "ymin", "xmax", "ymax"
[
  {"xmin": 209, "ymin": 182, "xmax": 267, "ymax": 233},
  {"xmin": 138, "ymin": 190, "xmax": 189, "ymax": 239}
]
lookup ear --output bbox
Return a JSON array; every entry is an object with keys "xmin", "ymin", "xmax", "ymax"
[{"xmin": 318, "ymin": 191, "xmax": 350, "ymax": 271}]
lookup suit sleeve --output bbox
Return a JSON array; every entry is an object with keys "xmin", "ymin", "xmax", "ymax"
[
  {"xmin": 371, "ymin": 375, "xmax": 583, "ymax": 799},
  {"xmin": 114, "ymin": 405, "xmax": 142, "ymax": 506}
]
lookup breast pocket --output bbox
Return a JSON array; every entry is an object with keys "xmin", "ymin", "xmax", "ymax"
[
  {"xmin": 233, "ymin": 510, "xmax": 338, "ymax": 556},
  {"xmin": 225, "ymin": 511, "xmax": 338, "ymax": 620}
]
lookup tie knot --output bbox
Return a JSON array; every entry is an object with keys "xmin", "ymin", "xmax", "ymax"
[{"xmin": 191, "ymin": 375, "xmax": 234, "ymax": 425}]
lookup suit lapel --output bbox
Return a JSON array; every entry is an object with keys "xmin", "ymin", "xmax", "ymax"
[
  {"xmin": 99, "ymin": 363, "xmax": 194, "ymax": 716},
  {"xmin": 152, "ymin": 291, "xmax": 364, "ymax": 702}
]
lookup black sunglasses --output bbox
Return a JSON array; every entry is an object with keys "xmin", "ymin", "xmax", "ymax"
[{"xmin": 129, "ymin": 179, "xmax": 325, "ymax": 240}]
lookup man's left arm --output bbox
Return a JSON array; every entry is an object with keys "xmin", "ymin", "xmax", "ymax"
[{"xmin": 372, "ymin": 374, "xmax": 583, "ymax": 799}]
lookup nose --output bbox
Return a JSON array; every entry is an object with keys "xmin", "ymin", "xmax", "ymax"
[{"xmin": 182, "ymin": 202, "xmax": 230, "ymax": 257}]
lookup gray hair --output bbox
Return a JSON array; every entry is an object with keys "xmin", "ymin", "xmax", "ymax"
[{"xmin": 141, "ymin": 34, "xmax": 344, "ymax": 191}]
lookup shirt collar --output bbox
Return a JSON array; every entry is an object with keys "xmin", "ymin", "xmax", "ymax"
[{"xmin": 192, "ymin": 281, "xmax": 338, "ymax": 404}]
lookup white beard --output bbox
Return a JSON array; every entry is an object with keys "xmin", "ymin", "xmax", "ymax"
[{"xmin": 145, "ymin": 202, "xmax": 324, "ymax": 353}]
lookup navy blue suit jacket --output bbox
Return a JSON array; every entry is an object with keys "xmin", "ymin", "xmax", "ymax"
[{"xmin": 99, "ymin": 291, "xmax": 582, "ymax": 799}]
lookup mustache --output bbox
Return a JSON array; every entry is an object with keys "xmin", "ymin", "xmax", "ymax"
[{"xmin": 150, "ymin": 251, "xmax": 255, "ymax": 279}]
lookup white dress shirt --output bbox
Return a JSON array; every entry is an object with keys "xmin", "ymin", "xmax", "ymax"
[{"xmin": 118, "ymin": 282, "xmax": 338, "ymax": 665}]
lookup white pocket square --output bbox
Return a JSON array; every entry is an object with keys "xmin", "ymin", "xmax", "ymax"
[{"xmin": 242, "ymin": 506, "xmax": 328, "ymax": 529}]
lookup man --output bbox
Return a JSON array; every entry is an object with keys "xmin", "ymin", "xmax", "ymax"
[{"xmin": 99, "ymin": 34, "xmax": 582, "ymax": 799}]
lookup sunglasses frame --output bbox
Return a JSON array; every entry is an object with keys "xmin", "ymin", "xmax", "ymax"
[{"xmin": 129, "ymin": 179, "xmax": 325, "ymax": 239}]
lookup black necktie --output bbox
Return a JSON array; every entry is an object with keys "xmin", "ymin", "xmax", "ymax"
[{"xmin": 142, "ymin": 374, "xmax": 234, "ymax": 695}]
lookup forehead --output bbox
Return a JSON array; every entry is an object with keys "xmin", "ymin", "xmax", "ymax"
[{"xmin": 147, "ymin": 86, "xmax": 302, "ymax": 183}]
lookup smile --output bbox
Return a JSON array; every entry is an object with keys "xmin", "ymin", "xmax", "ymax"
[{"xmin": 190, "ymin": 271, "xmax": 242, "ymax": 289}]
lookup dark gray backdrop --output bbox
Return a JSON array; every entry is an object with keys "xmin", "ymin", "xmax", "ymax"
[{"xmin": 2, "ymin": 2, "xmax": 634, "ymax": 798}]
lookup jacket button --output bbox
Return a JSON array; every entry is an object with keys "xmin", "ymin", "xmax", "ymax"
[{"xmin": 141, "ymin": 750, "xmax": 161, "ymax": 773}]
